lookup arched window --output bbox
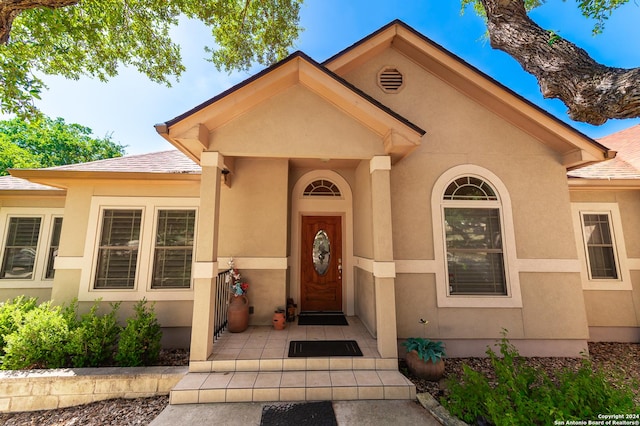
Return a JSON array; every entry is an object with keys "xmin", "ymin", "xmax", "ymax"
[
  {"xmin": 442, "ymin": 176, "xmax": 506, "ymax": 296},
  {"xmin": 303, "ymin": 179, "xmax": 341, "ymax": 197}
]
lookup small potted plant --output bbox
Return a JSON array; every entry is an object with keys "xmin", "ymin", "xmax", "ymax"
[{"xmin": 402, "ymin": 319, "xmax": 446, "ymax": 381}]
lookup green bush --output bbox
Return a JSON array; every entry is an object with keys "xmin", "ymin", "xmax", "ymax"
[
  {"xmin": 0, "ymin": 296, "xmax": 38, "ymax": 356},
  {"xmin": 66, "ymin": 301, "xmax": 122, "ymax": 368},
  {"xmin": 115, "ymin": 299, "xmax": 162, "ymax": 367},
  {"xmin": 1, "ymin": 302, "xmax": 70, "ymax": 369},
  {"xmin": 443, "ymin": 332, "xmax": 639, "ymax": 425}
]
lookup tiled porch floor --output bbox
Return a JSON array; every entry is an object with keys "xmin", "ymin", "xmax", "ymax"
[{"xmin": 170, "ymin": 316, "xmax": 416, "ymax": 404}]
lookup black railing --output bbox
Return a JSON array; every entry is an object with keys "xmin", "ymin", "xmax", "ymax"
[{"xmin": 214, "ymin": 268, "xmax": 232, "ymax": 340}]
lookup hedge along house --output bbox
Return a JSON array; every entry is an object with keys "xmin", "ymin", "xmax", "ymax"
[{"xmin": 1, "ymin": 20, "xmax": 638, "ymax": 373}]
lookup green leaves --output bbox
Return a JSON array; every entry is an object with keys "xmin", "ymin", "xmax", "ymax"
[
  {"xmin": 1, "ymin": 0, "xmax": 303, "ymax": 118},
  {"xmin": 0, "ymin": 116, "xmax": 125, "ymax": 175}
]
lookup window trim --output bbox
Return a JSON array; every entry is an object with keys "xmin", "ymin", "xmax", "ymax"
[
  {"xmin": 432, "ymin": 165, "xmax": 522, "ymax": 308},
  {"xmin": 148, "ymin": 208, "xmax": 196, "ymax": 290},
  {"xmin": 0, "ymin": 208, "xmax": 63, "ymax": 287},
  {"xmin": 571, "ymin": 203, "xmax": 632, "ymax": 291},
  {"xmin": 93, "ymin": 207, "xmax": 144, "ymax": 290},
  {"xmin": 79, "ymin": 197, "xmax": 199, "ymax": 301},
  {"xmin": 44, "ymin": 216, "xmax": 63, "ymax": 280}
]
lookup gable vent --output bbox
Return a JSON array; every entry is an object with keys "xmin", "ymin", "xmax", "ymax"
[{"xmin": 378, "ymin": 67, "xmax": 404, "ymax": 93}]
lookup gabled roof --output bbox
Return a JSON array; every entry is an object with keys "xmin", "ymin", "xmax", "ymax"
[
  {"xmin": 323, "ymin": 20, "xmax": 614, "ymax": 169},
  {"xmin": 8, "ymin": 150, "xmax": 200, "ymax": 189},
  {"xmin": 568, "ymin": 124, "xmax": 640, "ymax": 185},
  {"xmin": 156, "ymin": 51, "xmax": 425, "ymax": 164}
]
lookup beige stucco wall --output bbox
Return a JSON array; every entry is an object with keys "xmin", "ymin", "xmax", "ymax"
[
  {"xmin": 345, "ymin": 46, "xmax": 588, "ymax": 350},
  {"xmin": 353, "ymin": 160, "xmax": 373, "ymax": 259},
  {"xmin": 218, "ymin": 158, "xmax": 288, "ymax": 257},
  {"xmin": 354, "ymin": 266, "xmax": 376, "ymax": 335},
  {"xmin": 570, "ymin": 189, "xmax": 640, "ymax": 336},
  {"xmin": 209, "ymin": 85, "xmax": 383, "ymax": 160}
]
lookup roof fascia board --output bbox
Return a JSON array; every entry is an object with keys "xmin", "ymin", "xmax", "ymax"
[
  {"xmin": 568, "ymin": 177, "xmax": 640, "ymax": 190},
  {"xmin": 159, "ymin": 52, "xmax": 424, "ymax": 162},
  {"xmin": 9, "ymin": 169, "xmax": 201, "ymax": 189}
]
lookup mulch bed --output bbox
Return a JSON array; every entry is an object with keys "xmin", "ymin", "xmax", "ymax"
[
  {"xmin": 0, "ymin": 343, "xmax": 638, "ymax": 425},
  {"xmin": 401, "ymin": 342, "xmax": 640, "ymax": 406}
]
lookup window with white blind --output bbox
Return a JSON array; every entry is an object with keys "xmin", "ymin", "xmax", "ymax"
[
  {"xmin": 94, "ymin": 209, "xmax": 142, "ymax": 289},
  {"xmin": 152, "ymin": 210, "xmax": 195, "ymax": 289},
  {"xmin": 45, "ymin": 217, "xmax": 63, "ymax": 279},
  {"xmin": 1, "ymin": 217, "xmax": 41, "ymax": 279},
  {"xmin": 580, "ymin": 213, "xmax": 618, "ymax": 280},
  {"xmin": 443, "ymin": 177, "xmax": 507, "ymax": 296}
]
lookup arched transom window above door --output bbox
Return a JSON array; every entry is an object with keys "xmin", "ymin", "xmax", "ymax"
[{"xmin": 303, "ymin": 179, "xmax": 341, "ymax": 197}]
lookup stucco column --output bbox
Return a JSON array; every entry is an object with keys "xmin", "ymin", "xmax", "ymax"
[
  {"xmin": 369, "ymin": 156, "xmax": 398, "ymax": 359},
  {"xmin": 189, "ymin": 151, "xmax": 224, "ymax": 362}
]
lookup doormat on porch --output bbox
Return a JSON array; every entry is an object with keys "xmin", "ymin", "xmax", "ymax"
[
  {"xmin": 260, "ymin": 401, "xmax": 337, "ymax": 426},
  {"xmin": 297, "ymin": 313, "xmax": 348, "ymax": 326},
  {"xmin": 288, "ymin": 340, "xmax": 363, "ymax": 357}
]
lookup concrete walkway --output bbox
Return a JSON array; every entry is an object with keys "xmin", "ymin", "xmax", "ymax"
[{"xmin": 150, "ymin": 399, "xmax": 442, "ymax": 425}]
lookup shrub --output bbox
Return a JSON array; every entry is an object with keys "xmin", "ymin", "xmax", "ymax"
[
  {"xmin": 0, "ymin": 296, "xmax": 38, "ymax": 356},
  {"xmin": 443, "ymin": 331, "xmax": 639, "ymax": 425},
  {"xmin": 115, "ymin": 299, "xmax": 162, "ymax": 367},
  {"xmin": 1, "ymin": 302, "xmax": 69, "ymax": 369},
  {"xmin": 66, "ymin": 301, "xmax": 122, "ymax": 368}
]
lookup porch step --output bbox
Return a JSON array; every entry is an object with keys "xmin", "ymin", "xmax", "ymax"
[
  {"xmin": 170, "ymin": 369, "xmax": 416, "ymax": 404},
  {"xmin": 189, "ymin": 356, "xmax": 399, "ymax": 373}
]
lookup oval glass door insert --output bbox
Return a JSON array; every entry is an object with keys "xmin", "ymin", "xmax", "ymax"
[{"xmin": 312, "ymin": 230, "xmax": 331, "ymax": 276}]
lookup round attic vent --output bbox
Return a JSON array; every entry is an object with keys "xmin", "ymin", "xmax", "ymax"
[{"xmin": 377, "ymin": 67, "xmax": 404, "ymax": 93}]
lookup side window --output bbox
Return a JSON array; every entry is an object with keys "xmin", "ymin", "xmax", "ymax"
[
  {"xmin": 580, "ymin": 212, "xmax": 618, "ymax": 280},
  {"xmin": 95, "ymin": 209, "xmax": 142, "ymax": 289},
  {"xmin": 45, "ymin": 217, "xmax": 63, "ymax": 279},
  {"xmin": 151, "ymin": 209, "xmax": 195, "ymax": 289},
  {"xmin": 1, "ymin": 217, "xmax": 41, "ymax": 279},
  {"xmin": 443, "ymin": 177, "xmax": 507, "ymax": 296}
]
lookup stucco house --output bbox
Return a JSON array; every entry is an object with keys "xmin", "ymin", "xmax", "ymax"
[{"xmin": 1, "ymin": 20, "xmax": 639, "ymax": 387}]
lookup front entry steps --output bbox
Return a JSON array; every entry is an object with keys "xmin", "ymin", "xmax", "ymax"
[
  {"xmin": 169, "ymin": 318, "xmax": 415, "ymax": 403},
  {"xmin": 170, "ymin": 363, "xmax": 416, "ymax": 404}
]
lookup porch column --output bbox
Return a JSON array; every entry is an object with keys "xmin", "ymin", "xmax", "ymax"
[
  {"xmin": 190, "ymin": 151, "xmax": 224, "ymax": 362},
  {"xmin": 369, "ymin": 156, "xmax": 398, "ymax": 359}
]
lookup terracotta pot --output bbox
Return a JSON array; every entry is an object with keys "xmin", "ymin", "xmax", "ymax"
[
  {"xmin": 272, "ymin": 311, "xmax": 286, "ymax": 330},
  {"xmin": 405, "ymin": 350, "xmax": 445, "ymax": 381},
  {"xmin": 227, "ymin": 295, "xmax": 249, "ymax": 333}
]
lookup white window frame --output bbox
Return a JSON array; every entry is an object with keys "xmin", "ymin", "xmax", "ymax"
[
  {"xmin": 431, "ymin": 165, "xmax": 522, "ymax": 308},
  {"xmin": 0, "ymin": 207, "xmax": 63, "ymax": 288},
  {"xmin": 148, "ymin": 207, "xmax": 197, "ymax": 290},
  {"xmin": 571, "ymin": 203, "xmax": 632, "ymax": 290},
  {"xmin": 79, "ymin": 197, "xmax": 198, "ymax": 301},
  {"xmin": 44, "ymin": 216, "xmax": 63, "ymax": 280}
]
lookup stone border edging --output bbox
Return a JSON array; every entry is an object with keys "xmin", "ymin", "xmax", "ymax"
[
  {"xmin": 0, "ymin": 366, "xmax": 188, "ymax": 413},
  {"xmin": 417, "ymin": 392, "xmax": 469, "ymax": 426}
]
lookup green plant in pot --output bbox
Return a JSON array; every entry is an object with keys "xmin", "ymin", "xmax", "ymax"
[{"xmin": 402, "ymin": 319, "xmax": 446, "ymax": 381}]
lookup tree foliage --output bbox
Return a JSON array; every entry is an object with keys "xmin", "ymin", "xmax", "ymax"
[
  {"xmin": 463, "ymin": 0, "xmax": 640, "ymax": 125},
  {"xmin": 0, "ymin": 116, "xmax": 125, "ymax": 175},
  {"xmin": 0, "ymin": 0, "xmax": 303, "ymax": 118}
]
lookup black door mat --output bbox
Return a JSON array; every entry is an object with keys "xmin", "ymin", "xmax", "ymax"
[
  {"xmin": 288, "ymin": 340, "xmax": 363, "ymax": 357},
  {"xmin": 297, "ymin": 313, "xmax": 348, "ymax": 326},
  {"xmin": 260, "ymin": 401, "xmax": 337, "ymax": 426}
]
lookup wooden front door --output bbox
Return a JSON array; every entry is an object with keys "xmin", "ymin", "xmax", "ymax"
[{"xmin": 300, "ymin": 216, "xmax": 342, "ymax": 312}]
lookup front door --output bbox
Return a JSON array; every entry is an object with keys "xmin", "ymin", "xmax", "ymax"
[{"xmin": 300, "ymin": 216, "xmax": 342, "ymax": 312}]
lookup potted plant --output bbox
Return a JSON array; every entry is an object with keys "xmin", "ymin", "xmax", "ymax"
[
  {"xmin": 402, "ymin": 319, "xmax": 446, "ymax": 381},
  {"xmin": 226, "ymin": 259, "xmax": 250, "ymax": 333}
]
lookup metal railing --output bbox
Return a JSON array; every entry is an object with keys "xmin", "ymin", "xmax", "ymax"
[{"xmin": 214, "ymin": 268, "xmax": 231, "ymax": 340}]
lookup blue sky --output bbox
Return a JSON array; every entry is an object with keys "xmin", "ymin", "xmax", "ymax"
[{"xmin": 34, "ymin": 1, "xmax": 640, "ymax": 155}]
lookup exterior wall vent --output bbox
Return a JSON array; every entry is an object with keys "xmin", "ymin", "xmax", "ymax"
[{"xmin": 377, "ymin": 67, "xmax": 404, "ymax": 93}]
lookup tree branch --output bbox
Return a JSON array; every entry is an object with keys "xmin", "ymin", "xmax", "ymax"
[
  {"xmin": 0, "ymin": 0, "xmax": 78, "ymax": 44},
  {"xmin": 480, "ymin": 0, "xmax": 640, "ymax": 125}
]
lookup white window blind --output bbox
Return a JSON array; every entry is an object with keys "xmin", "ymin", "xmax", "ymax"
[
  {"xmin": 1, "ymin": 217, "xmax": 41, "ymax": 279},
  {"xmin": 152, "ymin": 210, "xmax": 195, "ymax": 289},
  {"xmin": 95, "ymin": 209, "xmax": 141, "ymax": 289}
]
